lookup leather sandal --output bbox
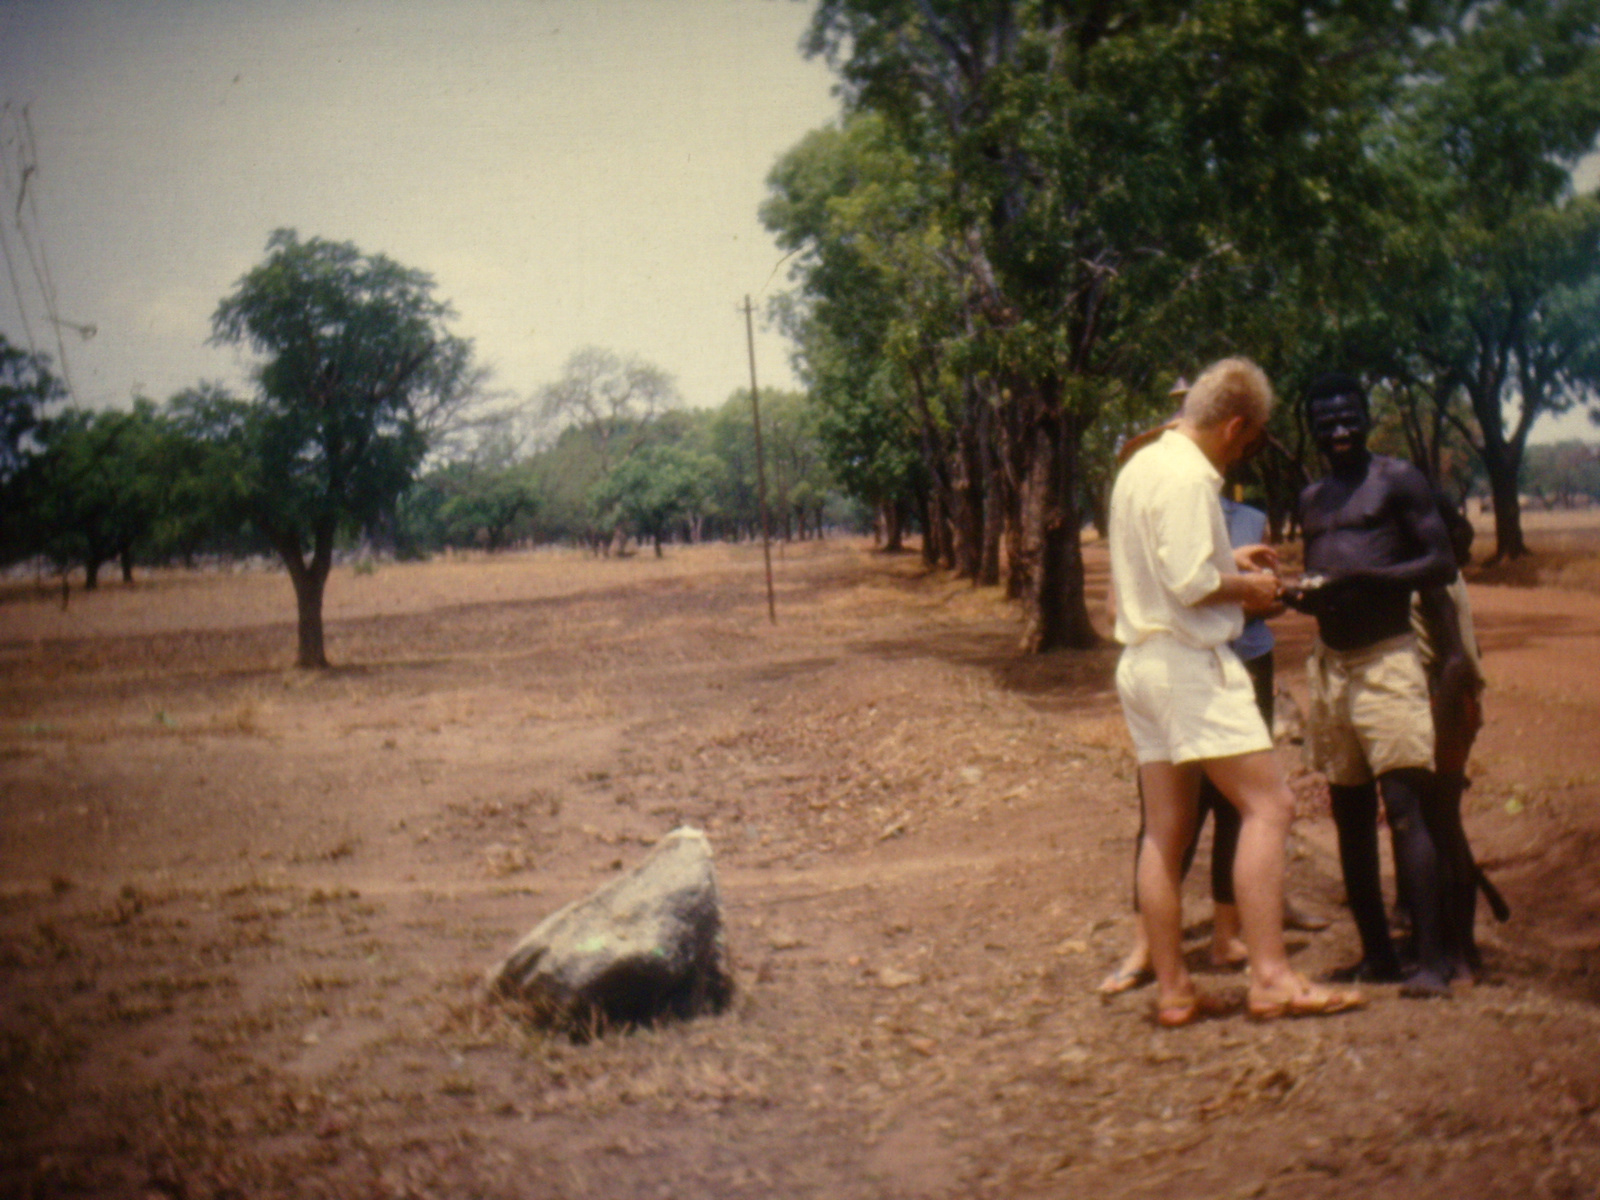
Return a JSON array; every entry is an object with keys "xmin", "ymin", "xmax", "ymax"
[
  {"xmin": 1096, "ymin": 963, "xmax": 1154, "ymax": 996},
  {"xmin": 1247, "ymin": 974, "xmax": 1365, "ymax": 1020},
  {"xmin": 1156, "ymin": 990, "xmax": 1234, "ymax": 1027}
]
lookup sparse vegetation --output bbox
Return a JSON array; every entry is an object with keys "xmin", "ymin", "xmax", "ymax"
[{"xmin": 2, "ymin": 535, "xmax": 1600, "ymax": 1197}]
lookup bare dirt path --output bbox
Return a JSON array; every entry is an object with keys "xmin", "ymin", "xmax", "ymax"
[{"xmin": 2, "ymin": 538, "xmax": 1598, "ymax": 1199}]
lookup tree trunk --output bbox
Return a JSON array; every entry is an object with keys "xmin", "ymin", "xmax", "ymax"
[
  {"xmin": 918, "ymin": 485, "xmax": 939, "ymax": 567},
  {"xmin": 119, "ymin": 544, "xmax": 135, "ymax": 584},
  {"xmin": 953, "ymin": 386, "xmax": 985, "ymax": 580},
  {"xmin": 979, "ymin": 399, "xmax": 1003, "ymax": 587},
  {"xmin": 1468, "ymin": 405, "xmax": 1530, "ymax": 561},
  {"xmin": 292, "ymin": 564, "xmax": 329, "ymax": 668},
  {"xmin": 1023, "ymin": 396, "xmax": 1099, "ymax": 652},
  {"xmin": 268, "ymin": 518, "xmax": 334, "ymax": 669},
  {"xmin": 998, "ymin": 399, "xmax": 1031, "ymax": 601},
  {"xmin": 881, "ymin": 499, "xmax": 904, "ymax": 552},
  {"xmin": 1459, "ymin": 336, "xmax": 1529, "ymax": 561},
  {"xmin": 1485, "ymin": 458, "xmax": 1528, "ymax": 561},
  {"xmin": 931, "ymin": 486, "xmax": 955, "ymax": 570}
]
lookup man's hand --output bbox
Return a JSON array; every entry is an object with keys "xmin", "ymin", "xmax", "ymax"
[
  {"xmin": 1234, "ymin": 543, "xmax": 1279, "ymax": 573},
  {"xmin": 1236, "ymin": 570, "xmax": 1282, "ymax": 615}
]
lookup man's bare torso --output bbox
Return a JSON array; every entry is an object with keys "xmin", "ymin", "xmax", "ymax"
[{"xmin": 1300, "ymin": 455, "xmax": 1438, "ymax": 651}]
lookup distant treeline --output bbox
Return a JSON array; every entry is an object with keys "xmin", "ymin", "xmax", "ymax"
[{"xmin": 0, "ymin": 336, "xmax": 860, "ymax": 586}]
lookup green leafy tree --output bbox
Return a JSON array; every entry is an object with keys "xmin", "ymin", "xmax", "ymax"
[
  {"xmin": 763, "ymin": 116, "xmax": 940, "ymax": 557},
  {"xmin": 709, "ymin": 388, "xmax": 837, "ymax": 543},
  {"xmin": 1522, "ymin": 440, "xmax": 1600, "ymax": 508},
  {"xmin": 27, "ymin": 402, "xmax": 173, "ymax": 588},
  {"xmin": 0, "ymin": 334, "xmax": 67, "ymax": 563},
  {"xmin": 532, "ymin": 347, "xmax": 682, "ymax": 552},
  {"xmin": 408, "ymin": 422, "xmax": 543, "ymax": 552},
  {"xmin": 211, "ymin": 229, "xmax": 476, "ymax": 667},
  {"xmin": 1346, "ymin": 0, "xmax": 1600, "ymax": 559},
  {"xmin": 1, "ymin": 334, "xmax": 63, "ymax": 483},
  {"xmin": 750, "ymin": 389, "xmax": 832, "ymax": 541},
  {"xmin": 786, "ymin": 0, "xmax": 1435, "ymax": 647},
  {"xmin": 590, "ymin": 443, "xmax": 718, "ymax": 557},
  {"xmin": 158, "ymin": 385, "xmax": 260, "ymax": 565}
]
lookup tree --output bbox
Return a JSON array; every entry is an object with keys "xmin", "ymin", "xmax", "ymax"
[
  {"xmin": 1, "ymin": 335, "xmax": 62, "ymax": 482},
  {"xmin": 211, "ymin": 229, "xmax": 476, "ymax": 667},
  {"xmin": 1356, "ymin": 0, "xmax": 1600, "ymax": 559},
  {"xmin": 535, "ymin": 347, "xmax": 680, "ymax": 472},
  {"xmin": 406, "ymin": 422, "xmax": 542, "ymax": 552},
  {"xmin": 533, "ymin": 348, "xmax": 682, "ymax": 552},
  {"xmin": 26, "ymin": 401, "xmax": 180, "ymax": 588},
  {"xmin": 590, "ymin": 443, "xmax": 718, "ymax": 557},
  {"xmin": 1522, "ymin": 440, "xmax": 1600, "ymax": 508},
  {"xmin": 708, "ymin": 388, "xmax": 836, "ymax": 542},
  {"xmin": 0, "ymin": 334, "xmax": 66, "ymax": 563},
  {"xmin": 785, "ymin": 0, "xmax": 1442, "ymax": 648},
  {"xmin": 158, "ymin": 385, "xmax": 260, "ymax": 565},
  {"xmin": 762, "ymin": 116, "xmax": 944, "ymax": 557}
]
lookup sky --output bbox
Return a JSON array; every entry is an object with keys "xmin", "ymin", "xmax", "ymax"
[
  {"xmin": 0, "ymin": 0, "xmax": 840, "ymax": 420},
  {"xmin": 1, "ymin": 0, "xmax": 1596, "ymax": 444}
]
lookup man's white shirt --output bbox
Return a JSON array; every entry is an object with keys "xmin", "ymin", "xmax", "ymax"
[{"xmin": 1109, "ymin": 428, "xmax": 1244, "ymax": 650}]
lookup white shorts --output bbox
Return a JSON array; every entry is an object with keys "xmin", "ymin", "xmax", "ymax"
[{"xmin": 1116, "ymin": 638, "xmax": 1274, "ymax": 765}]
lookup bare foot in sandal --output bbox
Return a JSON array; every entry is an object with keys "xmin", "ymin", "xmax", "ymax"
[
  {"xmin": 1157, "ymin": 990, "xmax": 1236, "ymax": 1027},
  {"xmin": 1248, "ymin": 972, "xmax": 1365, "ymax": 1020},
  {"xmin": 1098, "ymin": 928, "xmax": 1154, "ymax": 995}
]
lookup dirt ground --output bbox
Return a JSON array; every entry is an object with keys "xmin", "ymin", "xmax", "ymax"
[{"xmin": 3, "ymin": 524, "xmax": 1599, "ymax": 1200}]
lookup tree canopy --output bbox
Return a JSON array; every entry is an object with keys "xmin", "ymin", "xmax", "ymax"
[
  {"xmin": 210, "ymin": 228, "xmax": 477, "ymax": 666},
  {"xmin": 0, "ymin": 335, "xmax": 66, "ymax": 564},
  {"xmin": 761, "ymin": 0, "xmax": 1600, "ymax": 621}
]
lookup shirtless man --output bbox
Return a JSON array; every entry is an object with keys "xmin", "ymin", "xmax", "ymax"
[{"xmin": 1287, "ymin": 373, "xmax": 1462, "ymax": 994}]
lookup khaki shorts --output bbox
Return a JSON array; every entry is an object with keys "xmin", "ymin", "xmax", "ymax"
[
  {"xmin": 1306, "ymin": 634, "xmax": 1434, "ymax": 786},
  {"xmin": 1116, "ymin": 638, "xmax": 1273, "ymax": 765}
]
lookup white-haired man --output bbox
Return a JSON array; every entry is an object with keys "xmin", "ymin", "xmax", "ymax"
[{"xmin": 1108, "ymin": 356, "xmax": 1363, "ymax": 1023}]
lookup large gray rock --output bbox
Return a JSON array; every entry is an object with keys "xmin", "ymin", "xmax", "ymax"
[{"xmin": 488, "ymin": 826, "xmax": 733, "ymax": 1037}]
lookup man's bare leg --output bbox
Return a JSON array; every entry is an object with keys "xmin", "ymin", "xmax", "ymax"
[
  {"xmin": 1135, "ymin": 761, "xmax": 1202, "ymax": 1009},
  {"xmin": 1202, "ymin": 750, "xmax": 1296, "ymax": 992},
  {"xmin": 1205, "ymin": 749, "xmax": 1363, "ymax": 1017}
]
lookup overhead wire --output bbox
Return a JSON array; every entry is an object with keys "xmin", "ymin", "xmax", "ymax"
[{"xmin": 1, "ymin": 100, "xmax": 87, "ymax": 403}]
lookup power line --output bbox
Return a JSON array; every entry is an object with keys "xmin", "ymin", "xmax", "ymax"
[{"xmin": 1, "ymin": 100, "xmax": 89, "ymax": 402}]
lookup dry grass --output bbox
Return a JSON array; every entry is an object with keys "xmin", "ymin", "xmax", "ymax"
[
  {"xmin": 0, "ymin": 540, "xmax": 780, "ymax": 644},
  {"xmin": 1467, "ymin": 508, "xmax": 1600, "ymax": 593}
]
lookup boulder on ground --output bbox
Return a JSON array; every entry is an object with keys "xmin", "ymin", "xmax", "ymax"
[{"xmin": 488, "ymin": 826, "xmax": 733, "ymax": 1038}]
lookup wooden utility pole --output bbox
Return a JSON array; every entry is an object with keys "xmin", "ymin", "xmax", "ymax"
[{"xmin": 743, "ymin": 295, "xmax": 777, "ymax": 623}]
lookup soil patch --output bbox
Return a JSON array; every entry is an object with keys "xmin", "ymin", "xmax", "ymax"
[{"xmin": 2, "ymin": 537, "xmax": 1598, "ymax": 1199}]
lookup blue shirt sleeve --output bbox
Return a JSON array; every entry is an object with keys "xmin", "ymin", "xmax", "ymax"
[{"xmin": 1220, "ymin": 499, "xmax": 1274, "ymax": 658}]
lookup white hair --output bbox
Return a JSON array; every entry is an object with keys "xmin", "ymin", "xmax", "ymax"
[{"xmin": 1182, "ymin": 357, "xmax": 1274, "ymax": 430}]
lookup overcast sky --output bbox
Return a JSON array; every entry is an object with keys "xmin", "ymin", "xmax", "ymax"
[
  {"xmin": 0, "ymin": 0, "xmax": 839, "ymax": 418},
  {"xmin": 2, "ymin": 0, "xmax": 1596, "ymax": 443}
]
